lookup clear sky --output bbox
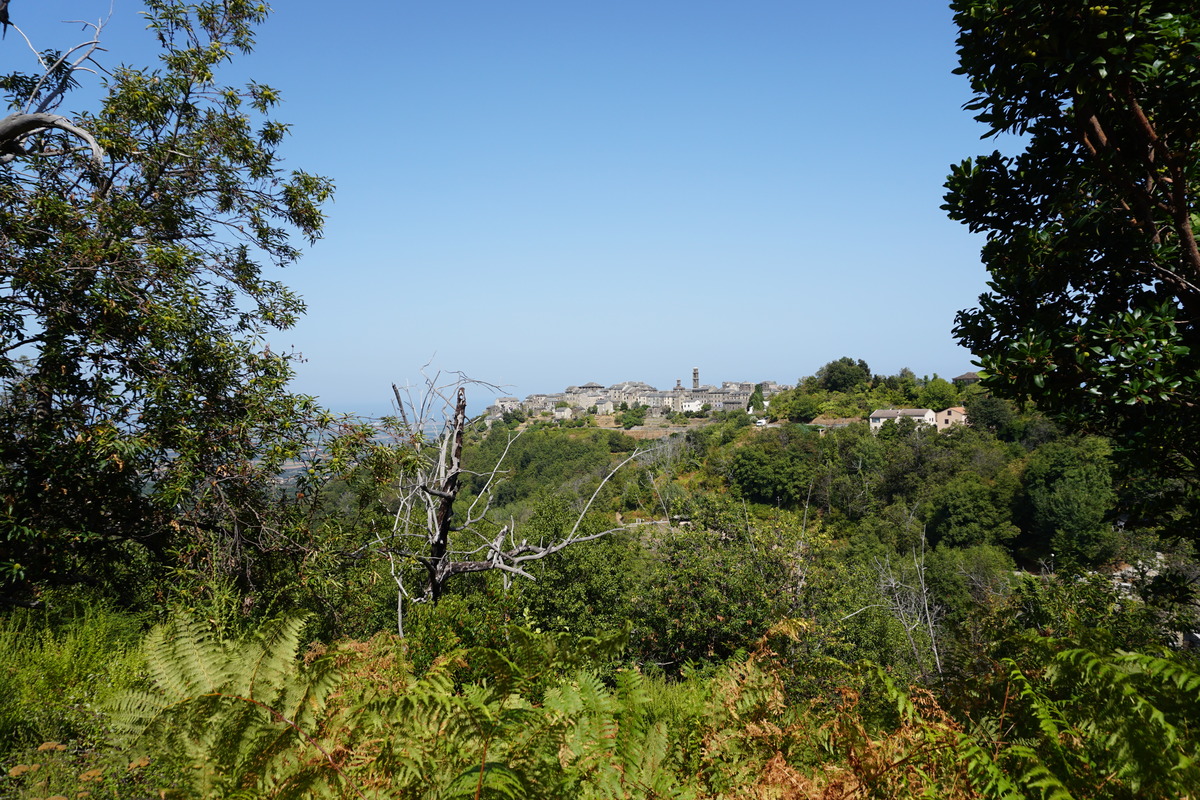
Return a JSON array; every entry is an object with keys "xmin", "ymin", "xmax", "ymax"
[{"xmin": 6, "ymin": 1, "xmax": 1000, "ymax": 416}]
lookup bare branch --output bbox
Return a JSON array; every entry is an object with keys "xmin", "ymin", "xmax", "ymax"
[
  {"xmin": 26, "ymin": 29, "xmax": 107, "ymax": 114},
  {"xmin": 375, "ymin": 370, "xmax": 665, "ymax": 634},
  {"xmin": 0, "ymin": 112, "xmax": 105, "ymax": 171}
]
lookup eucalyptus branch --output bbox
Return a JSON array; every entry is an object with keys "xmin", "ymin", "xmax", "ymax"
[
  {"xmin": 0, "ymin": 112, "xmax": 105, "ymax": 169},
  {"xmin": 26, "ymin": 30, "xmax": 107, "ymax": 114}
]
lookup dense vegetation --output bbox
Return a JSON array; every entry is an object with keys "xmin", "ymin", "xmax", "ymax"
[
  {"xmin": 5, "ymin": 393, "xmax": 1200, "ymax": 798},
  {"xmin": 3, "ymin": 1, "xmax": 1200, "ymax": 798}
]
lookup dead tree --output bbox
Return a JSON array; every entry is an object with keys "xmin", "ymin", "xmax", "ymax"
[
  {"xmin": 875, "ymin": 535, "xmax": 944, "ymax": 681},
  {"xmin": 374, "ymin": 372, "xmax": 665, "ymax": 636}
]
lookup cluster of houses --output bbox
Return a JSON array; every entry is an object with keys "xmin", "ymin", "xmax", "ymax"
[
  {"xmin": 487, "ymin": 369, "xmax": 975, "ymax": 433},
  {"xmin": 803, "ymin": 406, "xmax": 969, "ymax": 435},
  {"xmin": 868, "ymin": 406, "xmax": 968, "ymax": 432},
  {"xmin": 862, "ymin": 373, "xmax": 978, "ymax": 433},
  {"xmin": 486, "ymin": 369, "xmax": 792, "ymax": 420}
]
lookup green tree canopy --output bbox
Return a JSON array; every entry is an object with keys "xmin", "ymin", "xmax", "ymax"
[
  {"xmin": 816, "ymin": 357, "xmax": 872, "ymax": 393},
  {"xmin": 946, "ymin": 0, "xmax": 1200, "ymax": 477},
  {"xmin": 1021, "ymin": 437, "xmax": 1117, "ymax": 565},
  {"xmin": 917, "ymin": 376, "xmax": 959, "ymax": 411},
  {"xmin": 0, "ymin": 3, "xmax": 332, "ymax": 606},
  {"xmin": 964, "ymin": 393, "xmax": 1017, "ymax": 437},
  {"xmin": 747, "ymin": 383, "xmax": 766, "ymax": 413}
]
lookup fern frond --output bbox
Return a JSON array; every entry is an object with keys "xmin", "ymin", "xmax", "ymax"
[
  {"xmin": 143, "ymin": 613, "xmax": 232, "ymax": 697},
  {"xmin": 110, "ymin": 611, "xmax": 356, "ymax": 799}
]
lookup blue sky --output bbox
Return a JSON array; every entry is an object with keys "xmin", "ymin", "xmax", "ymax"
[{"xmin": 6, "ymin": 2, "xmax": 1000, "ymax": 416}]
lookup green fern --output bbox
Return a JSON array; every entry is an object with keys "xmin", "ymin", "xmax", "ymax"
[
  {"xmin": 544, "ymin": 667, "xmax": 694, "ymax": 799},
  {"xmin": 113, "ymin": 612, "xmax": 349, "ymax": 799},
  {"xmin": 988, "ymin": 642, "xmax": 1200, "ymax": 800},
  {"xmin": 111, "ymin": 613, "xmax": 965, "ymax": 799}
]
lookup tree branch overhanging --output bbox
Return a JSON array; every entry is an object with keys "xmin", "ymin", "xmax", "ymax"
[
  {"xmin": 1, "ymin": 19, "xmax": 109, "ymax": 174},
  {"xmin": 0, "ymin": 112, "xmax": 105, "ymax": 169}
]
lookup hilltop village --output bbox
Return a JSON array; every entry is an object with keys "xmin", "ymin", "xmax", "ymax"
[
  {"xmin": 485, "ymin": 367, "xmax": 974, "ymax": 431},
  {"xmin": 487, "ymin": 368, "xmax": 789, "ymax": 420}
]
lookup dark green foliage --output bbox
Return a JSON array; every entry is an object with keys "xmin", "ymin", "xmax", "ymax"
[
  {"xmin": 1020, "ymin": 437, "xmax": 1117, "ymax": 565},
  {"xmin": 465, "ymin": 427, "xmax": 620, "ymax": 510},
  {"xmin": 628, "ymin": 527, "xmax": 794, "ymax": 669},
  {"xmin": 0, "ymin": 1, "xmax": 333, "ymax": 608},
  {"xmin": 747, "ymin": 384, "xmax": 766, "ymax": 413},
  {"xmin": 927, "ymin": 475, "xmax": 1019, "ymax": 548},
  {"xmin": 514, "ymin": 503, "xmax": 638, "ymax": 636},
  {"xmin": 997, "ymin": 573, "xmax": 1171, "ymax": 656},
  {"xmin": 925, "ymin": 543, "xmax": 1016, "ymax": 644},
  {"xmin": 881, "ymin": 368, "xmax": 922, "ymax": 403},
  {"xmin": 817, "ymin": 357, "xmax": 872, "ymax": 393},
  {"xmin": 947, "ymin": 0, "xmax": 1200, "ymax": 480},
  {"xmin": 615, "ymin": 403, "xmax": 648, "ymax": 429},
  {"xmin": 964, "ymin": 393, "xmax": 1018, "ymax": 438},
  {"xmin": 727, "ymin": 427, "xmax": 818, "ymax": 506}
]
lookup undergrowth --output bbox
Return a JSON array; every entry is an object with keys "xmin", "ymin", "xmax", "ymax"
[{"xmin": 4, "ymin": 607, "xmax": 1199, "ymax": 799}]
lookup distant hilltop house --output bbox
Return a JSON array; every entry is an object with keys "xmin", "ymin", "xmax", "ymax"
[
  {"xmin": 869, "ymin": 407, "xmax": 969, "ymax": 432},
  {"xmin": 485, "ymin": 368, "xmax": 794, "ymax": 420},
  {"xmin": 953, "ymin": 371, "xmax": 981, "ymax": 386}
]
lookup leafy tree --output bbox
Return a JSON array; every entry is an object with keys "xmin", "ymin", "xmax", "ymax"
[
  {"xmin": 767, "ymin": 388, "xmax": 823, "ymax": 423},
  {"xmin": 879, "ymin": 367, "xmax": 921, "ymax": 405},
  {"xmin": 746, "ymin": 383, "xmax": 765, "ymax": 413},
  {"xmin": 916, "ymin": 376, "xmax": 959, "ymax": 411},
  {"xmin": 818, "ymin": 391, "xmax": 866, "ymax": 420},
  {"xmin": 0, "ymin": 3, "xmax": 333, "ymax": 606},
  {"xmin": 615, "ymin": 403, "xmax": 647, "ymax": 429},
  {"xmin": 963, "ymin": 393, "xmax": 1017, "ymax": 438},
  {"xmin": 629, "ymin": 527, "xmax": 793, "ymax": 669},
  {"xmin": 514, "ymin": 497, "xmax": 638, "ymax": 636},
  {"xmin": 501, "ymin": 408, "xmax": 527, "ymax": 425},
  {"xmin": 927, "ymin": 474, "xmax": 1020, "ymax": 548},
  {"xmin": 1021, "ymin": 437, "xmax": 1117, "ymax": 565},
  {"xmin": 728, "ymin": 446, "xmax": 804, "ymax": 506},
  {"xmin": 947, "ymin": 0, "xmax": 1200, "ymax": 477},
  {"xmin": 816, "ymin": 356, "xmax": 871, "ymax": 393}
]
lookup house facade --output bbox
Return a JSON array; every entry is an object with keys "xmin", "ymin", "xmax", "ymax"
[
  {"xmin": 869, "ymin": 407, "xmax": 969, "ymax": 433},
  {"xmin": 869, "ymin": 408, "xmax": 937, "ymax": 431},
  {"xmin": 937, "ymin": 406, "xmax": 968, "ymax": 431}
]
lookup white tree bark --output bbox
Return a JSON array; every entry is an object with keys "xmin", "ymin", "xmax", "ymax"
[
  {"xmin": 0, "ymin": 112, "xmax": 105, "ymax": 167},
  {"xmin": 375, "ymin": 371, "xmax": 665, "ymax": 636},
  {"xmin": 1, "ymin": 20, "xmax": 107, "ymax": 170}
]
